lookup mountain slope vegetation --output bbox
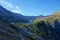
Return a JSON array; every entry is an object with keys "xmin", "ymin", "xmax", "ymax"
[
  {"xmin": 34, "ymin": 11, "xmax": 60, "ymax": 27},
  {"xmin": 0, "ymin": 5, "xmax": 60, "ymax": 40}
]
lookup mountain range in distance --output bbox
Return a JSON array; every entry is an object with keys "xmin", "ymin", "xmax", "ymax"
[{"xmin": 0, "ymin": 5, "xmax": 48, "ymax": 23}]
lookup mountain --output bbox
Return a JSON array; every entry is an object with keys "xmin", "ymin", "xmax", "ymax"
[
  {"xmin": 34, "ymin": 10, "xmax": 60, "ymax": 27},
  {"xmin": 24, "ymin": 15, "xmax": 48, "ymax": 22},
  {"xmin": 34, "ymin": 10, "xmax": 60, "ymax": 38},
  {"xmin": 0, "ymin": 5, "xmax": 47, "ymax": 23},
  {"xmin": 0, "ymin": 21, "xmax": 22, "ymax": 40},
  {"xmin": 0, "ymin": 5, "xmax": 46, "ymax": 40},
  {"xmin": 0, "ymin": 5, "xmax": 60, "ymax": 40},
  {"xmin": 0, "ymin": 5, "xmax": 27, "ymax": 23}
]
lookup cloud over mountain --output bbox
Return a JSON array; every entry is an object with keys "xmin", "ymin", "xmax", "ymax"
[{"xmin": 0, "ymin": 0, "xmax": 22, "ymax": 13}]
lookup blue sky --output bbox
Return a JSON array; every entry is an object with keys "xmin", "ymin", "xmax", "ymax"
[{"xmin": 0, "ymin": 0, "xmax": 60, "ymax": 16}]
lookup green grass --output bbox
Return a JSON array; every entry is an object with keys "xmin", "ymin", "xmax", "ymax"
[{"xmin": 34, "ymin": 10, "xmax": 60, "ymax": 28}]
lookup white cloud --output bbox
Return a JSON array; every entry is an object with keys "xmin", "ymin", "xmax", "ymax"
[
  {"xmin": 12, "ymin": 6, "xmax": 22, "ymax": 13},
  {"xmin": 6, "ymin": 1, "xmax": 14, "ymax": 8},
  {"xmin": 12, "ymin": 7, "xmax": 22, "ymax": 13},
  {"xmin": 0, "ymin": 0, "xmax": 4, "ymax": 3},
  {"xmin": 16, "ymin": 6, "xmax": 19, "ymax": 9},
  {"xmin": 0, "ymin": 0, "xmax": 13, "ymax": 8},
  {"xmin": 12, "ymin": 9, "xmax": 22, "ymax": 13},
  {"xmin": 0, "ymin": 0, "xmax": 22, "ymax": 13}
]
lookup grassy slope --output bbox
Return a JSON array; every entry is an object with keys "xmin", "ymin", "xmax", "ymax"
[{"xmin": 34, "ymin": 11, "xmax": 60, "ymax": 27}]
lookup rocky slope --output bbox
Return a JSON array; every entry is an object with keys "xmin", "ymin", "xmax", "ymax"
[
  {"xmin": 34, "ymin": 10, "xmax": 60, "ymax": 40},
  {"xmin": 0, "ymin": 5, "xmax": 60, "ymax": 40}
]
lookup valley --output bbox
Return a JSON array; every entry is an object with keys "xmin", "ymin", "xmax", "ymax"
[{"xmin": 0, "ymin": 5, "xmax": 60, "ymax": 40}]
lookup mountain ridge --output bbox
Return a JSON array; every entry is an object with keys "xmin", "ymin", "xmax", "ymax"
[
  {"xmin": 0, "ymin": 5, "xmax": 60, "ymax": 40},
  {"xmin": 0, "ymin": 5, "xmax": 47, "ymax": 23}
]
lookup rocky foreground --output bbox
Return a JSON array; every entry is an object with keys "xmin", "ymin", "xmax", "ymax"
[{"xmin": 0, "ymin": 20, "xmax": 60, "ymax": 40}]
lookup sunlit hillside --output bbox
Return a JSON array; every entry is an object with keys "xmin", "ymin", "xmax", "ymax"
[{"xmin": 34, "ymin": 10, "xmax": 60, "ymax": 27}]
